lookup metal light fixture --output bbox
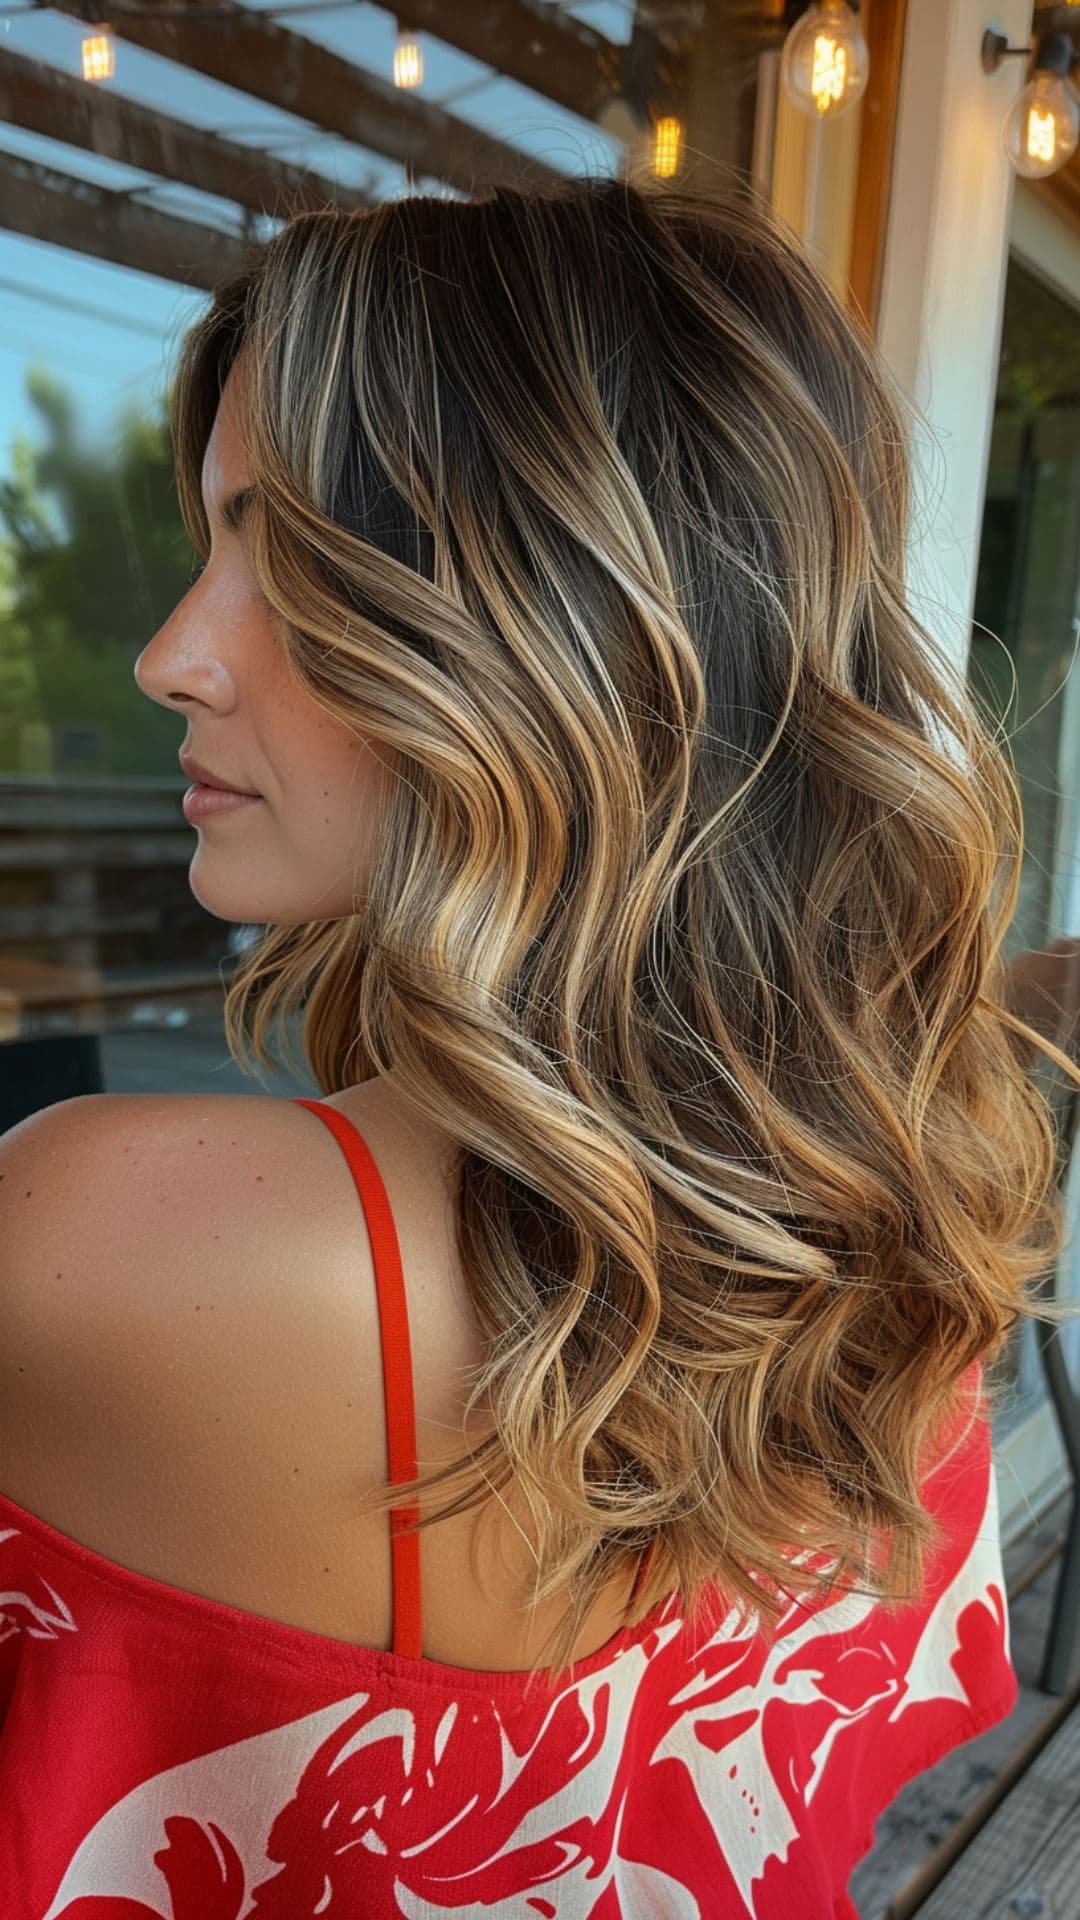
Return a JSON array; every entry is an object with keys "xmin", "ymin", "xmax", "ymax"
[
  {"xmin": 983, "ymin": 29, "xmax": 1079, "ymax": 179},
  {"xmin": 780, "ymin": 0, "xmax": 869, "ymax": 120}
]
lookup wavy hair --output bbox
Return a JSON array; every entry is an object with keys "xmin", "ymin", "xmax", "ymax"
[{"xmin": 169, "ymin": 172, "xmax": 1080, "ymax": 1692}]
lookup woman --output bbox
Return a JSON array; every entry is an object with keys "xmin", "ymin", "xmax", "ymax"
[{"xmin": 1, "ymin": 174, "xmax": 1075, "ymax": 1919}]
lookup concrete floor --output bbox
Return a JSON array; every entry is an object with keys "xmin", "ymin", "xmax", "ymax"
[{"xmin": 97, "ymin": 1010, "xmax": 1077, "ymax": 1920}]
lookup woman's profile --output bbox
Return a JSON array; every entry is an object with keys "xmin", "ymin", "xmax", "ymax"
[{"xmin": 1, "ymin": 172, "xmax": 1077, "ymax": 1918}]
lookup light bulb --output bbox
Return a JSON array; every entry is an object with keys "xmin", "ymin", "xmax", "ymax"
[
  {"xmin": 780, "ymin": 0, "xmax": 869, "ymax": 120},
  {"xmin": 652, "ymin": 116, "xmax": 684, "ymax": 179},
  {"xmin": 1003, "ymin": 68, "xmax": 1079, "ymax": 177},
  {"xmin": 394, "ymin": 29, "xmax": 423, "ymax": 90},
  {"xmin": 82, "ymin": 30, "xmax": 115, "ymax": 82}
]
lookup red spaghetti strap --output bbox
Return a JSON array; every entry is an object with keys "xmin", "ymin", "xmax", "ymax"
[{"xmin": 292, "ymin": 1097, "xmax": 423, "ymax": 1661}]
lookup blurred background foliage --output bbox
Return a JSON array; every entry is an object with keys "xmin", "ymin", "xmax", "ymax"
[{"xmin": 0, "ymin": 364, "xmax": 191, "ymax": 777}]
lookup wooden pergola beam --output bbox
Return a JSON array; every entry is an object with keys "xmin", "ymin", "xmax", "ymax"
[
  {"xmin": 54, "ymin": 0, "xmax": 567, "ymax": 197},
  {"xmin": 0, "ymin": 147, "xmax": 254, "ymax": 288},
  {"xmin": 124, "ymin": 0, "xmax": 634, "ymax": 128},
  {"xmin": 0, "ymin": 48, "xmax": 375, "ymax": 223},
  {"xmin": 288, "ymin": 0, "xmax": 626, "ymax": 127}
]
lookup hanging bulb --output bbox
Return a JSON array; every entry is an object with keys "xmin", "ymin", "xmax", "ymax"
[
  {"xmin": 780, "ymin": 0, "xmax": 869, "ymax": 120},
  {"xmin": 393, "ymin": 21, "xmax": 423, "ymax": 90},
  {"xmin": 651, "ymin": 115, "xmax": 684, "ymax": 179},
  {"xmin": 81, "ymin": 28, "xmax": 115, "ymax": 82},
  {"xmin": 1002, "ymin": 34, "xmax": 1079, "ymax": 178}
]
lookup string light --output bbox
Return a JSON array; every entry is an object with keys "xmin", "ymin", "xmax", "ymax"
[
  {"xmin": 983, "ymin": 29, "xmax": 1079, "ymax": 179},
  {"xmin": 651, "ymin": 114, "xmax": 683, "ymax": 179},
  {"xmin": 81, "ymin": 28, "xmax": 115, "ymax": 82},
  {"xmin": 393, "ymin": 17, "xmax": 423, "ymax": 91},
  {"xmin": 780, "ymin": 0, "xmax": 868, "ymax": 120},
  {"xmin": 1004, "ymin": 37, "xmax": 1079, "ymax": 176}
]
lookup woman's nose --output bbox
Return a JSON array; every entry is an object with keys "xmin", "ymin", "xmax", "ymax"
[{"xmin": 133, "ymin": 597, "xmax": 236, "ymax": 714}]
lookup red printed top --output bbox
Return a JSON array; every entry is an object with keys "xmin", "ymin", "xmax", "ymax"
[{"xmin": 0, "ymin": 1095, "xmax": 1018, "ymax": 1918}]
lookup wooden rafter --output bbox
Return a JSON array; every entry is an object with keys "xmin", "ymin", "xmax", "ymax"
[
  {"xmin": 53, "ymin": 0, "xmax": 567, "ymax": 196},
  {"xmin": 157, "ymin": 0, "xmax": 636, "ymax": 126},
  {"xmin": 282, "ymin": 0, "xmax": 627, "ymax": 125},
  {"xmin": 0, "ymin": 147, "xmax": 254, "ymax": 287},
  {"xmin": 0, "ymin": 48, "xmax": 375, "ymax": 222}
]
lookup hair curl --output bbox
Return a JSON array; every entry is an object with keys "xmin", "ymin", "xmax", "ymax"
[{"xmin": 169, "ymin": 172, "xmax": 1080, "ymax": 1696}]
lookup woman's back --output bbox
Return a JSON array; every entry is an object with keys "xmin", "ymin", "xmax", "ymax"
[{"xmin": 0, "ymin": 1084, "xmax": 1018, "ymax": 1916}]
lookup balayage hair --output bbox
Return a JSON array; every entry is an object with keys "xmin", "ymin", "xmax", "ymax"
[{"xmin": 170, "ymin": 172, "xmax": 1080, "ymax": 1692}]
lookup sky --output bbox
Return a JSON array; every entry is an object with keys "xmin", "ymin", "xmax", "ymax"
[{"xmin": 0, "ymin": 0, "xmax": 631, "ymax": 470}]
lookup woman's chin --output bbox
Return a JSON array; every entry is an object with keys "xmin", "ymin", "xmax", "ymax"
[
  {"xmin": 186, "ymin": 863, "xmax": 339, "ymax": 928},
  {"xmin": 186, "ymin": 857, "xmax": 274, "ymax": 926}
]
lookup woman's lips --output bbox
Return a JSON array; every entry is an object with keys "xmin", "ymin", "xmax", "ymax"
[{"xmin": 182, "ymin": 783, "xmax": 262, "ymax": 823}]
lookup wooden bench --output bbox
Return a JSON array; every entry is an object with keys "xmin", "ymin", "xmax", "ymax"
[{"xmin": 902, "ymin": 1691, "xmax": 1080, "ymax": 1918}]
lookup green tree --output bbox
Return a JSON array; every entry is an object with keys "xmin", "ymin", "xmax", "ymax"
[
  {"xmin": 0, "ymin": 364, "xmax": 194, "ymax": 777},
  {"xmin": 0, "ymin": 474, "xmax": 43, "ymax": 771}
]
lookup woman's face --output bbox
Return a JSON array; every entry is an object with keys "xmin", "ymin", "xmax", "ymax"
[{"xmin": 134, "ymin": 358, "xmax": 396, "ymax": 926}]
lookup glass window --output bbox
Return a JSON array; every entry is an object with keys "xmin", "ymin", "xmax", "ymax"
[{"xmin": 969, "ymin": 250, "xmax": 1080, "ymax": 1432}]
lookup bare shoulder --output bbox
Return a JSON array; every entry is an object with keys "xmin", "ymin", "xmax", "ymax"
[
  {"xmin": 0, "ymin": 1090, "xmax": 376, "ymax": 1333},
  {"xmin": 0, "ymin": 1084, "xmax": 474, "ymax": 1598},
  {"xmin": 0, "ymin": 1081, "xmax": 461, "ymax": 1399},
  {"xmin": 0, "ymin": 1090, "xmax": 396, "ymax": 1545}
]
